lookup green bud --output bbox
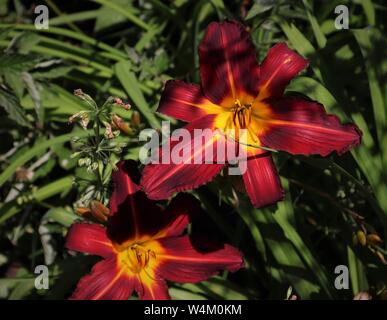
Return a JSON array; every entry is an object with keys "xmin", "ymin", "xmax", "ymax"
[{"xmin": 91, "ymin": 162, "xmax": 99, "ymax": 171}]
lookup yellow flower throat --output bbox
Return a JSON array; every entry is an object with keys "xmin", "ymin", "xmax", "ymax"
[{"xmin": 118, "ymin": 243, "xmax": 156, "ymax": 274}]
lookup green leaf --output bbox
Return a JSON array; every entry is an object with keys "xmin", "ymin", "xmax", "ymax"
[
  {"xmin": 0, "ymin": 53, "xmax": 38, "ymax": 73},
  {"xmin": 114, "ymin": 60, "xmax": 160, "ymax": 128},
  {"xmin": 91, "ymin": 0, "xmax": 151, "ymax": 31},
  {"xmin": 302, "ymin": 0, "xmax": 327, "ymax": 48},
  {"xmin": 278, "ymin": 19, "xmax": 316, "ymax": 59},
  {"xmin": 44, "ymin": 207, "xmax": 78, "ymax": 227},
  {"xmin": 49, "ymin": 10, "xmax": 101, "ymax": 26},
  {"xmin": 0, "ymin": 176, "xmax": 74, "ymax": 224},
  {"xmin": 8, "ymin": 279, "xmax": 35, "ymax": 300},
  {"xmin": 32, "ymin": 65, "xmax": 73, "ymax": 80},
  {"xmin": 0, "ymin": 130, "xmax": 90, "ymax": 188},
  {"xmin": 4, "ymin": 71, "xmax": 24, "ymax": 98},
  {"xmin": 347, "ymin": 246, "xmax": 369, "ymax": 295},
  {"xmin": 254, "ymin": 209, "xmax": 322, "ymax": 298},
  {"xmin": 273, "ymin": 179, "xmax": 336, "ymax": 299},
  {"xmin": 94, "ymin": 0, "xmax": 137, "ymax": 32},
  {"xmin": 353, "ymin": 28, "xmax": 386, "ymax": 148},
  {"xmin": 360, "ymin": 0, "xmax": 375, "ymax": 25},
  {"xmin": 245, "ymin": 2, "xmax": 274, "ymax": 20},
  {"xmin": 21, "ymin": 72, "xmax": 44, "ymax": 126},
  {"xmin": 0, "ymin": 87, "xmax": 32, "ymax": 128},
  {"xmin": 181, "ymin": 277, "xmax": 249, "ymax": 300},
  {"xmin": 169, "ymin": 287, "xmax": 206, "ymax": 300}
]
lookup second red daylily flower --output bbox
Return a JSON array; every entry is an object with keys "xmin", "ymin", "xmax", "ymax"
[
  {"xmin": 66, "ymin": 161, "xmax": 243, "ymax": 300},
  {"xmin": 141, "ymin": 20, "xmax": 361, "ymax": 208}
]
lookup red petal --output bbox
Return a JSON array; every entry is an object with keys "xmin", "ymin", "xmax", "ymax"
[
  {"xmin": 65, "ymin": 223, "xmax": 114, "ymax": 258},
  {"xmin": 109, "ymin": 161, "xmax": 173, "ymax": 243},
  {"xmin": 110, "ymin": 161, "xmax": 140, "ymax": 214},
  {"xmin": 109, "ymin": 187, "xmax": 200, "ymax": 243},
  {"xmin": 199, "ymin": 20, "xmax": 260, "ymax": 105},
  {"xmin": 108, "ymin": 192, "xmax": 164, "ymax": 244},
  {"xmin": 260, "ymin": 97, "xmax": 362, "ymax": 156},
  {"xmin": 70, "ymin": 258, "xmax": 135, "ymax": 300},
  {"xmin": 156, "ymin": 236, "xmax": 244, "ymax": 283},
  {"xmin": 158, "ymin": 80, "xmax": 224, "ymax": 122},
  {"xmin": 257, "ymin": 43, "xmax": 308, "ymax": 99},
  {"xmin": 242, "ymin": 153, "xmax": 284, "ymax": 208},
  {"xmin": 141, "ymin": 115, "xmax": 231, "ymax": 200},
  {"xmin": 156, "ymin": 193, "xmax": 201, "ymax": 238},
  {"xmin": 135, "ymin": 275, "xmax": 170, "ymax": 300}
]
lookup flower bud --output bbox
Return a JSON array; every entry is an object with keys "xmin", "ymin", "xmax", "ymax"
[
  {"xmin": 114, "ymin": 97, "xmax": 131, "ymax": 110},
  {"xmin": 76, "ymin": 201, "xmax": 110, "ymax": 223},
  {"xmin": 104, "ymin": 123, "xmax": 114, "ymax": 139},
  {"xmin": 112, "ymin": 114, "xmax": 131, "ymax": 135},
  {"xmin": 76, "ymin": 207, "xmax": 91, "ymax": 217},
  {"xmin": 366, "ymin": 234, "xmax": 383, "ymax": 245},
  {"xmin": 353, "ymin": 292, "xmax": 372, "ymax": 300},
  {"xmin": 90, "ymin": 200, "xmax": 110, "ymax": 222},
  {"xmin": 74, "ymin": 89, "xmax": 96, "ymax": 109},
  {"xmin": 131, "ymin": 111, "xmax": 141, "ymax": 127},
  {"xmin": 78, "ymin": 158, "xmax": 86, "ymax": 166},
  {"xmin": 356, "ymin": 230, "xmax": 367, "ymax": 246},
  {"xmin": 91, "ymin": 162, "xmax": 99, "ymax": 171}
]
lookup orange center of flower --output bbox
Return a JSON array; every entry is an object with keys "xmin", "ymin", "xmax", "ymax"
[
  {"xmin": 118, "ymin": 243, "xmax": 156, "ymax": 274},
  {"xmin": 231, "ymin": 99, "xmax": 252, "ymax": 130},
  {"xmin": 214, "ymin": 96, "xmax": 273, "ymax": 150}
]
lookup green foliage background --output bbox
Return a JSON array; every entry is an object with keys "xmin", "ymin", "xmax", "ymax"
[{"xmin": 0, "ymin": 0, "xmax": 387, "ymax": 300}]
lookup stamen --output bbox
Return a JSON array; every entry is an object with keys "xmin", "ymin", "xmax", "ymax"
[
  {"xmin": 232, "ymin": 100, "xmax": 252, "ymax": 129},
  {"xmin": 229, "ymin": 100, "xmax": 261, "ymax": 145},
  {"xmin": 120, "ymin": 243, "xmax": 156, "ymax": 274}
]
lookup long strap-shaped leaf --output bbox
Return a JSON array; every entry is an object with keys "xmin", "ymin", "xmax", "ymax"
[{"xmin": 0, "ymin": 131, "xmax": 90, "ymax": 187}]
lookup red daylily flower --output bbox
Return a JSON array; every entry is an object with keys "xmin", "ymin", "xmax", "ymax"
[
  {"xmin": 66, "ymin": 162, "xmax": 243, "ymax": 300},
  {"xmin": 141, "ymin": 20, "xmax": 361, "ymax": 208}
]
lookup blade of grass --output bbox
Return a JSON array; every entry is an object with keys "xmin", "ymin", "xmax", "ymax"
[
  {"xmin": 347, "ymin": 245, "xmax": 369, "ymax": 295},
  {"xmin": 49, "ymin": 10, "xmax": 101, "ymax": 26},
  {"xmin": 114, "ymin": 60, "xmax": 159, "ymax": 128},
  {"xmin": 273, "ymin": 179, "xmax": 336, "ymax": 298},
  {"xmin": 90, "ymin": 0, "xmax": 151, "ymax": 31},
  {"xmin": 360, "ymin": 0, "xmax": 375, "ymax": 25},
  {"xmin": 44, "ymin": 0, "xmax": 84, "ymax": 34},
  {"xmin": 0, "ymin": 131, "xmax": 90, "ymax": 188},
  {"xmin": 353, "ymin": 29, "xmax": 385, "ymax": 145},
  {"xmin": 0, "ymin": 24, "xmax": 126, "ymax": 60},
  {"xmin": 0, "ymin": 176, "xmax": 74, "ymax": 224},
  {"xmin": 302, "ymin": 0, "xmax": 327, "ymax": 48},
  {"xmin": 254, "ymin": 209, "xmax": 322, "ymax": 298}
]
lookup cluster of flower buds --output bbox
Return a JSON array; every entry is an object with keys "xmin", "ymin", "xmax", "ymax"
[
  {"xmin": 68, "ymin": 91, "xmax": 134, "ymax": 208},
  {"xmin": 113, "ymin": 97, "xmax": 131, "ymax": 110},
  {"xmin": 76, "ymin": 200, "xmax": 110, "ymax": 223},
  {"xmin": 353, "ymin": 229, "xmax": 386, "ymax": 264},
  {"xmin": 353, "ymin": 230, "xmax": 383, "ymax": 246},
  {"xmin": 69, "ymin": 89, "xmax": 135, "ymax": 139}
]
